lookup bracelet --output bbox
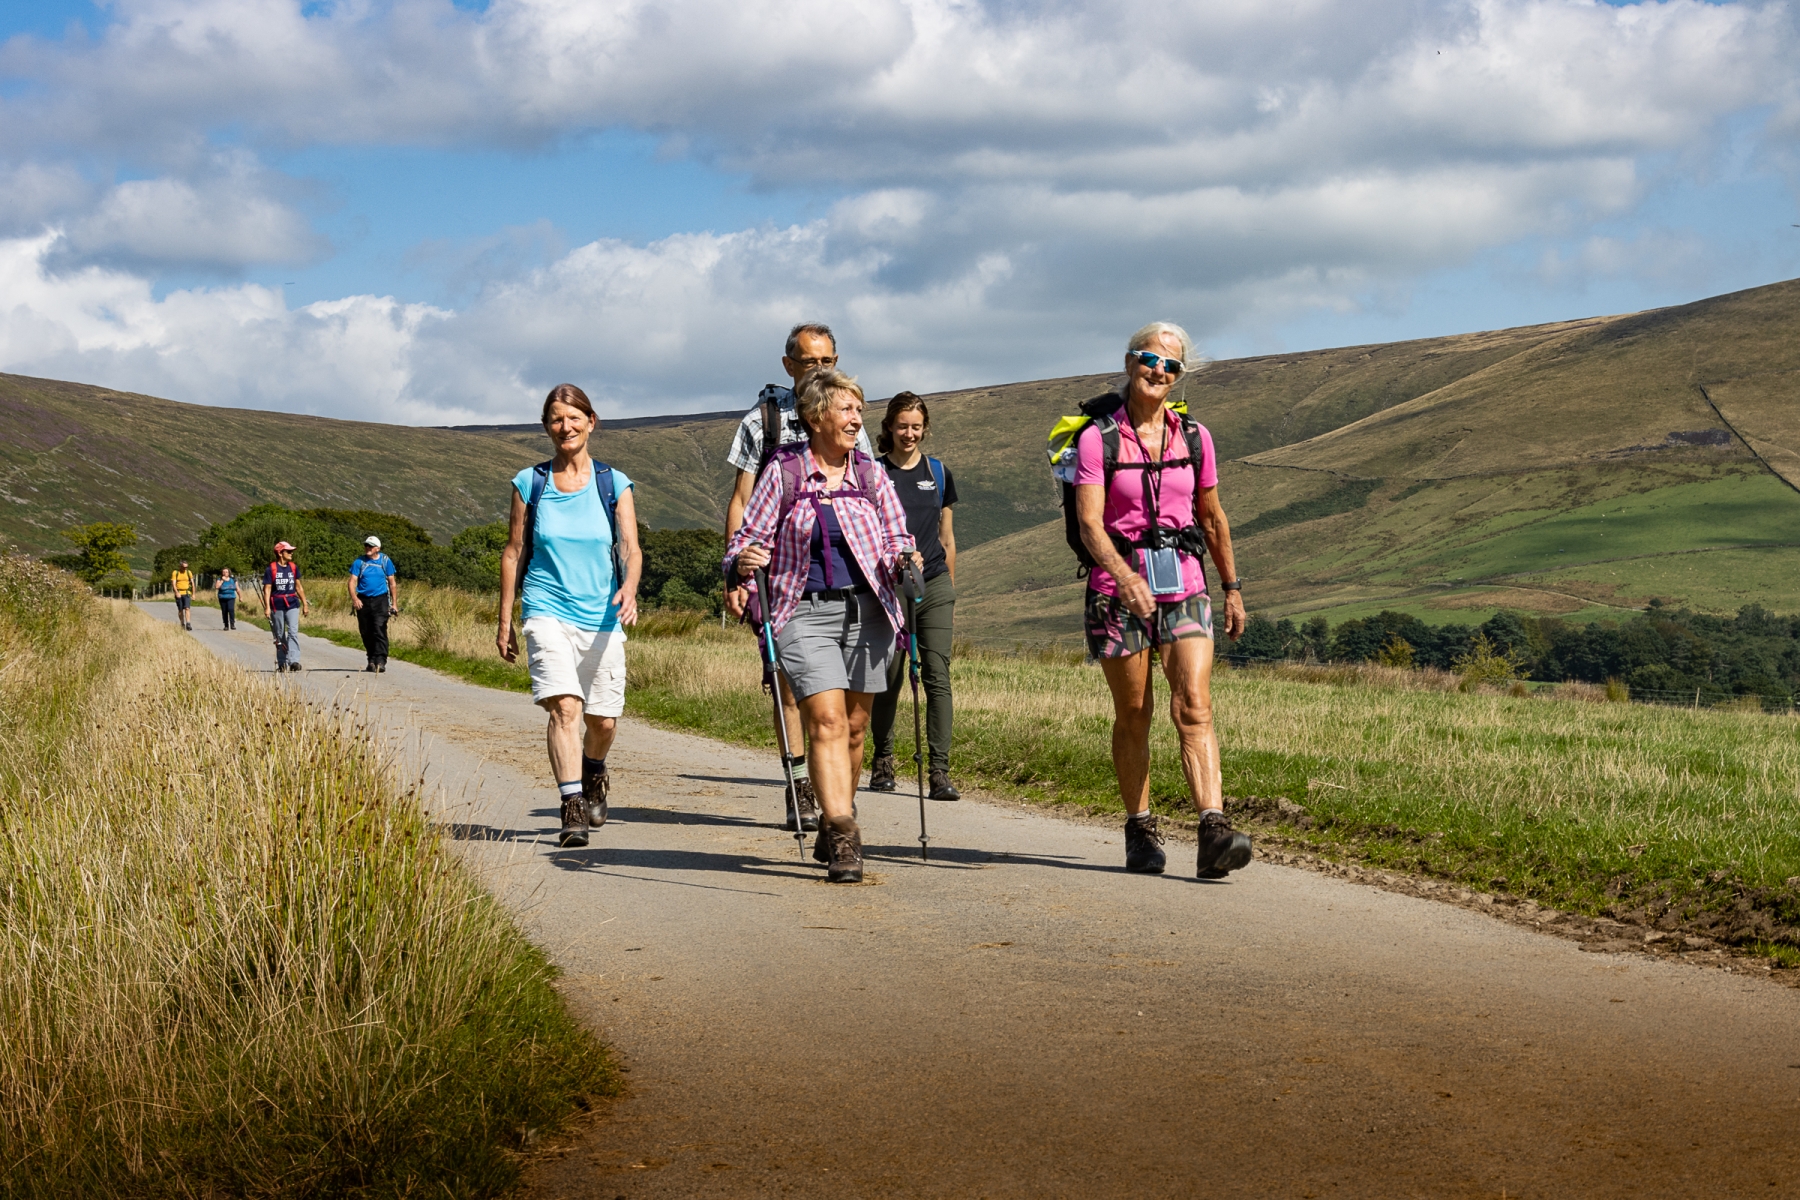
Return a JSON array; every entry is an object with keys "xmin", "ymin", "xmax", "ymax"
[{"xmin": 1222, "ymin": 579, "xmax": 1244, "ymax": 592}]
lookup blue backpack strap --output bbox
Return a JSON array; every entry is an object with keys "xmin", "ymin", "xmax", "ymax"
[
  {"xmin": 521, "ymin": 461, "xmax": 552, "ymax": 576},
  {"xmin": 593, "ymin": 461, "xmax": 621, "ymax": 579},
  {"xmin": 927, "ymin": 456, "xmax": 946, "ymax": 506}
]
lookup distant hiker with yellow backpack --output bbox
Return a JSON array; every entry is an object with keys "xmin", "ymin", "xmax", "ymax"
[
  {"xmin": 496, "ymin": 384, "xmax": 642, "ymax": 850},
  {"xmin": 170, "ymin": 560, "xmax": 196, "ymax": 631},
  {"xmin": 723, "ymin": 323, "xmax": 875, "ymax": 833},
  {"xmin": 1049, "ymin": 322, "xmax": 1253, "ymax": 879}
]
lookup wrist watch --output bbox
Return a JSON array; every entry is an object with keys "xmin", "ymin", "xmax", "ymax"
[{"xmin": 1222, "ymin": 579, "xmax": 1244, "ymax": 592}]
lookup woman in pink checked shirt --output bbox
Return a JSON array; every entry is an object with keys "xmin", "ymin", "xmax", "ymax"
[{"xmin": 725, "ymin": 369, "xmax": 920, "ymax": 884}]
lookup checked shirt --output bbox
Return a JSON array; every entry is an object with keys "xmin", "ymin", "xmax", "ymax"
[{"xmin": 726, "ymin": 443, "xmax": 915, "ymax": 640}]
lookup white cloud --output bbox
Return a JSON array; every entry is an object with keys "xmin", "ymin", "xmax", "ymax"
[{"xmin": 0, "ymin": 0, "xmax": 1795, "ymax": 419}]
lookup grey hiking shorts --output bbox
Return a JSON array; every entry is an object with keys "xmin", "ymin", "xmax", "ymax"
[{"xmin": 775, "ymin": 592, "xmax": 895, "ymax": 700}]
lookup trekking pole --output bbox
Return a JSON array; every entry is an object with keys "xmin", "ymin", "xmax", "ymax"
[
  {"xmin": 753, "ymin": 566, "xmax": 809, "ymax": 862},
  {"xmin": 899, "ymin": 558, "xmax": 928, "ymax": 861}
]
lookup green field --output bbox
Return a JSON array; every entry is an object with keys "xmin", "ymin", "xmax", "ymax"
[{"xmin": 255, "ymin": 586, "xmax": 1800, "ymax": 959}]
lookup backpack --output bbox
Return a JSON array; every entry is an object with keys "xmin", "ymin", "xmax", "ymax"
[
  {"xmin": 522, "ymin": 459, "xmax": 621, "ymax": 581},
  {"xmin": 1046, "ymin": 392, "xmax": 1209, "ymax": 575},
  {"xmin": 757, "ymin": 388, "xmax": 797, "ymax": 477}
]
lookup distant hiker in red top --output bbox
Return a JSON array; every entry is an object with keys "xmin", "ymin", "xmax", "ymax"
[{"xmin": 262, "ymin": 541, "xmax": 310, "ymax": 673}]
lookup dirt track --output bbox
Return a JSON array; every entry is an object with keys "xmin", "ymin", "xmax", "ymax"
[{"xmin": 152, "ymin": 604, "xmax": 1800, "ymax": 1199}]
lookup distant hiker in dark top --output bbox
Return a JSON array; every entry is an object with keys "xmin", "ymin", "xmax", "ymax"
[
  {"xmin": 723, "ymin": 322, "xmax": 874, "ymax": 833},
  {"xmin": 215, "ymin": 568, "xmax": 239, "ymax": 630},
  {"xmin": 868, "ymin": 392, "xmax": 962, "ymax": 801},
  {"xmin": 170, "ymin": 560, "xmax": 196, "ymax": 631},
  {"xmin": 724, "ymin": 369, "xmax": 919, "ymax": 883},
  {"xmin": 348, "ymin": 535, "xmax": 400, "ymax": 673},
  {"xmin": 496, "ymin": 384, "xmax": 642, "ymax": 850},
  {"xmin": 1074, "ymin": 322, "xmax": 1252, "ymax": 879},
  {"xmin": 262, "ymin": 541, "xmax": 310, "ymax": 672}
]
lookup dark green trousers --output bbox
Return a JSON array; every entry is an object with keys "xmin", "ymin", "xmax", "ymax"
[{"xmin": 873, "ymin": 571, "xmax": 955, "ymax": 772}]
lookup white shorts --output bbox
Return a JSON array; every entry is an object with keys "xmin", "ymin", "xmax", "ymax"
[{"xmin": 523, "ymin": 616, "xmax": 627, "ymax": 716}]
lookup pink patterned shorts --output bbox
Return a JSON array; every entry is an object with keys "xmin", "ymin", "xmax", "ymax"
[{"xmin": 1083, "ymin": 589, "xmax": 1213, "ymax": 660}]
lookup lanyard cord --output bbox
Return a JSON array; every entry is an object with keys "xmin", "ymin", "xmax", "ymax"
[{"xmin": 1120, "ymin": 412, "xmax": 1170, "ymax": 532}]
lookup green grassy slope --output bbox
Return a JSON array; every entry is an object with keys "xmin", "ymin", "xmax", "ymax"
[
  {"xmin": 6, "ymin": 277, "xmax": 1796, "ymax": 631},
  {"xmin": 0, "ymin": 374, "xmax": 543, "ymax": 565}
]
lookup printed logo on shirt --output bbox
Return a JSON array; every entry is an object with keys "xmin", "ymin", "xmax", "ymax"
[{"xmin": 915, "ymin": 480, "xmax": 936, "ymax": 490}]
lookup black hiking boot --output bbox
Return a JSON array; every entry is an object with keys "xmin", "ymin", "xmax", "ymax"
[
  {"xmin": 1195, "ymin": 810, "xmax": 1253, "ymax": 879},
  {"xmin": 377, "ymin": 660, "xmax": 387, "ymax": 673},
  {"xmin": 928, "ymin": 768, "xmax": 961, "ymax": 801},
  {"xmin": 784, "ymin": 777, "xmax": 821, "ymax": 832},
  {"xmin": 364, "ymin": 662, "xmax": 378, "ymax": 673},
  {"xmin": 868, "ymin": 754, "xmax": 899, "ymax": 792},
  {"xmin": 1124, "ymin": 814, "xmax": 1167, "ymax": 874},
  {"xmin": 583, "ymin": 760, "xmax": 610, "ymax": 828},
  {"xmin": 822, "ymin": 815, "xmax": 864, "ymax": 883},
  {"xmin": 557, "ymin": 794, "xmax": 589, "ymax": 848}
]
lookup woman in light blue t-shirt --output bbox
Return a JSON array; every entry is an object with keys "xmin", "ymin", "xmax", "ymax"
[{"xmin": 496, "ymin": 383, "xmax": 643, "ymax": 849}]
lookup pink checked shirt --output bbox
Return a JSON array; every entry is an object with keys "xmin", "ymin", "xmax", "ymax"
[{"xmin": 726, "ymin": 444, "xmax": 916, "ymax": 638}]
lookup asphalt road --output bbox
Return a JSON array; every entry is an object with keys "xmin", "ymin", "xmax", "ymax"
[{"xmin": 148, "ymin": 603, "xmax": 1800, "ymax": 1199}]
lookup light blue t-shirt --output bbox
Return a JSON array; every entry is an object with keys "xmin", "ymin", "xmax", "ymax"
[{"xmin": 513, "ymin": 464, "xmax": 634, "ymax": 632}]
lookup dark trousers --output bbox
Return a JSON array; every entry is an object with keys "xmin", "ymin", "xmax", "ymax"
[
  {"xmin": 356, "ymin": 592, "xmax": 391, "ymax": 662},
  {"xmin": 219, "ymin": 597, "xmax": 236, "ymax": 629},
  {"xmin": 872, "ymin": 571, "xmax": 955, "ymax": 771}
]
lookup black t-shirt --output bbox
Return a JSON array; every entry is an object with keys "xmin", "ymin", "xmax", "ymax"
[{"xmin": 880, "ymin": 455, "xmax": 958, "ymax": 580}]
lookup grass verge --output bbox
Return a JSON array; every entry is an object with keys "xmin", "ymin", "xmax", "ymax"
[
  {"xmin": 246, "ymin": 586, "xmax": 1800, "ymax": 960},
  {"xmin": 3, "ymin": 562, "xmax": 615, "ymax": 1197}
]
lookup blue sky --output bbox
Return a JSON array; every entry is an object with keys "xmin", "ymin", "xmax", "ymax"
[{"xmin": 0, "ymin": 0, "xmax": 1796, "ymax": 424}]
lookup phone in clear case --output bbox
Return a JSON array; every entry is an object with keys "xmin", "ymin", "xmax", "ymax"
[{"xmin": 1142, "ymin": 546, "xmax": 1183, "ymax": 596}]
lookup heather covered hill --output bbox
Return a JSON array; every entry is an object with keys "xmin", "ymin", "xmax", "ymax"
[{"xmin": 4, "ymin": 277, "xmax": 1796, "ymax": 636}]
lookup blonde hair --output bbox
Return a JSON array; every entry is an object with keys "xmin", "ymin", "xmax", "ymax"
[{"xmin": 794, "ymin": 368, "xmax": 865, "ymax": 433}]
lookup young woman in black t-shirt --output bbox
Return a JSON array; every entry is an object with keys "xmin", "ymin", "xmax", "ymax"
[{"xmin": 868, "ymin": 392, "xmax": 961, "ymax": 800}]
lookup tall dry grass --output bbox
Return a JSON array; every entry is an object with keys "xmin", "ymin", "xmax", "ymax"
[{"xmin": 0, "ymin": 558, "xmax": 609, "ymax": 1198}]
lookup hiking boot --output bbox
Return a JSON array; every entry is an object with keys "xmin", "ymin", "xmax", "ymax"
[
  {"xmin": 1196, "ymin": 810, "xmax": 1253, "ymax": 879},
  {"xmin": 928, "ymin": 768, "xmax": 961, "ymax": 801},
  {"xmin": 377, "ymin": 660, "xmax": 387, "ymax": 673},
  {"xmin": 1124, "ymin": 814, "xmax": 1167, "ymax": 874},
  {"xmin": 868, "ymin": 754, "xmax": 899, "ymax": 792},
  {"xmin": 363, "ymin": 663, "xmax": 378, "ymax": 673},
  {"xmin": 822, "ymin": 815, "xmax": 864, "ymax": 883},
  {"xmin": 557, "ymin": 794, "xmax": 590, "ymax": 848},
  {"xmin": 784, "ymin": 776, "xmax": 821, "ymax": 832},
  {"xmin": 583, "ymin": 761, "xmax": 610, "ymax": 828}
]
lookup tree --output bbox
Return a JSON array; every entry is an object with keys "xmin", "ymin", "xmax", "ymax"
[{"xmin": 59, "ymin": 522, "xmax": 138, "ymax": 583}]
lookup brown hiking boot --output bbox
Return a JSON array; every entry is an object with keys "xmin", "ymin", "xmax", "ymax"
[
  {"xmin": 582, "ymin": 761, "xmax": 609, "ymax": 828},
  {"xmin": 928, "ymin": 768, "xmax": 961, "ymax": 801},
  {"xmin": 868, "ymin": 754, "xmax": 899, "ymax": 792},
  {"xmin": 1196, "ymin": 810, "xmax": 1252, "ymax": 878},
  {"xmin": 784, "ymin": 776, "xmax": 821, "ymax": 832},
  {"xmin": 557, "ymin": 793, "xmax": 589, "ymax": 848},
  {"xmin": 822, "ymin": 815, "xmax": 863, "ymax": 883}
]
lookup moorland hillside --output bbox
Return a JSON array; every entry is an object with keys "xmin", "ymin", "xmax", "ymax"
[{"xmin": 4, "ymin": 278, "xmax": 1795, "ymax": 638}]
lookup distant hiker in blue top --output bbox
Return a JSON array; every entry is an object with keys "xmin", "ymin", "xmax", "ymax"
[
  {"xmin": 496, "ymin": 383, "xmax": 643, "ymax": 849},
  {"xmin": 346, "ymin": 536, "xmax": 399, "ymax": 673},
  {"xmin": 215, "ymin": 567, "xmax": 240, "ymax": 631}
]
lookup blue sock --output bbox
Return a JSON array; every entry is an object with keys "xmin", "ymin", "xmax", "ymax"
[{"xmin": 583, "ymin": 755, "xmax": 606, "ymax": 773}]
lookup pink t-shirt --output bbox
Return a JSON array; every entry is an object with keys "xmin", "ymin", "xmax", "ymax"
[{"xmin": 1074, "ymin": 411, "xmax": 1217, "ymax": 600}]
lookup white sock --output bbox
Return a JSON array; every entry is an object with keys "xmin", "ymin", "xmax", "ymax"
[{"xmin": 558, "ymin": 781, "xmax": 583, "ymax": 798}]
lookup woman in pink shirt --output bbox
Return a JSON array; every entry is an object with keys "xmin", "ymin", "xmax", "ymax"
[{"xmin": 1073, "ymin": 321, "xmax": 1252, "ymax": 880}]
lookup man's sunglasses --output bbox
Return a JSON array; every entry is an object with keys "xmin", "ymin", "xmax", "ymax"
[
  {"xmin": 1127, "ymin": 350, "xmax": 1183, "ymax": 376},
  {"xmin": 789, "ymin": 355, "xmax": 839, "ymax": 369}
]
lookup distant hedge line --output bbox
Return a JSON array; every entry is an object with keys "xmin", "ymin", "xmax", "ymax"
[
  {"xmin": 1232, "ymin": 605, "xmax": 1800, "ymax": 705},
  {"xmin": 153, "ymin": 505, "xmax": 727, "ymax": 612}
]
